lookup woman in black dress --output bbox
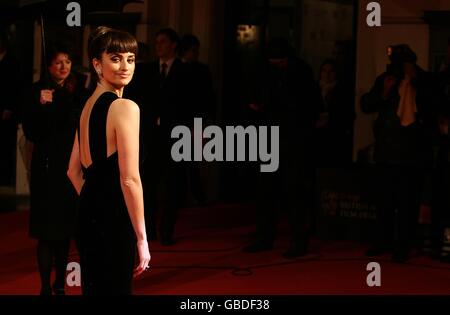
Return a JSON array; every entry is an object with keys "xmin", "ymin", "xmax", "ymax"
[
  {"xmin": 22, "ymin": 42, "xmax": 84, "ymax": 295},
  {"xmin": 67, "ymin": 26, "xmax": 150, "ymax": 295},
  {"xmin": 315, "ymin": 59, "xmax": 355, "ymax": 167}
]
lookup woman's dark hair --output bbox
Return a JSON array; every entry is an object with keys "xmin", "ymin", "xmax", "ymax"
[
  {"xmin": 45, "ymin": 41, "xmax": 73, "ymax": 67},
  {"xmin": 88, "ymin": 26, "xmax": 138, "ymax": 82},
  {"xmin": 88, "ymin": 26, "xmax": 138, "ymax": 62}
]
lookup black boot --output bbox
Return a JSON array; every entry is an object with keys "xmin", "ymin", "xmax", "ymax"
[
  {"xmin": 40, "ymin": 286, "xmax": 52, "ymax": 296},
  {"xmin": 53, "ymin": 239, "xmax": 70, "ymax": 295},
  {"xmin": 52, "ymin": 284, "xmax": 66, "ymax": 295},
  {"xmin": 37, "ymin": 240, "xmax": 53, "ymax": 296}
]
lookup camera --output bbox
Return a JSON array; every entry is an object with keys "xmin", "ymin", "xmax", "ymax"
[{"xmin": 386, "ymin": 44, "xmax": 417, "ymax": 79}]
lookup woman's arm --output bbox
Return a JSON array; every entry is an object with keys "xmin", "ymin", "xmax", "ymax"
[
  {"xmin": 113, "ymin": 98, "xmax": 150, "ymax": 276},
  {"xmin": 67, "ymin": 131, "xmax": 85, "ymax": 195}
]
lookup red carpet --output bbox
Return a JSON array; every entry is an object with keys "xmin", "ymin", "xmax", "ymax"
[{"xmin": 0, "ymin": 204, "xmax": 449, "ymax": 295}]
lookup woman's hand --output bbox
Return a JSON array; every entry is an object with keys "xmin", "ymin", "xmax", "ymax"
[
  {"xmin": 40, "ymin": 89, "xmax": 55, "ymax": 105},
  {"xmin": 133, "ymin": 240, "xmax": 151, "ymax": 278}
]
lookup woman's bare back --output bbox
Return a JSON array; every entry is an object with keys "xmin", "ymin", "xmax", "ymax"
[{"xmin": 79, "ymin": 91, "xmax": 119, "ymax": 169}]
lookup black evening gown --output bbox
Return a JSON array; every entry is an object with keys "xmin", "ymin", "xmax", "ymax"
[{"xmin": 77, "ymin": 92, "xmax": 136, "ymax": 295}]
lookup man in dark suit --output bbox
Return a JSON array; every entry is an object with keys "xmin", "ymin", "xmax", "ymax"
[
  {"xmin": 178, "ymin": 34, "xmax": 215, "ymax": 123},
  {"xmin": 243, "ymin": 38, "xmax": 322, "ymax": 258},
  {"xmin": 125, "ymin": 28, "xmax": 190, "ymax": 246},
  {"xmin": 178, "ymin": 34, "xmax": 215, "ymax": 206}
]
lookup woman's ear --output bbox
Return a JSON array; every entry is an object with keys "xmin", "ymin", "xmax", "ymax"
[{"xmin": 92, "ymin": 58, "xmax": 102, "ymax": 76}]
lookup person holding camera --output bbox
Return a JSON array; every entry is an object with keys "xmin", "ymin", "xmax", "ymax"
[{"xmin": 361, "ymin": 44, "xmax": 439, "ymax": 262}]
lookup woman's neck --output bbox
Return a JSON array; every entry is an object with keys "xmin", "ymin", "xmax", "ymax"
[{"xmin": 97, "ymin": 80, "xmax": 123, "ymax": 97}]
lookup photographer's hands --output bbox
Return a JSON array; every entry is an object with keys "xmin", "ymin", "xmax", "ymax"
[{"xmin": 40, "ymin": 89, "xmax": 55, "ymax": 105}]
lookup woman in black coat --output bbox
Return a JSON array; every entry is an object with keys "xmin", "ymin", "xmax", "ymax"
[
  {"xmin": 315, "ymin": 59, "xmax": 355, "ymax": 167},
  {"xmin": 22, "ymin": 42, "xmax": 85, "ymax": 295}
]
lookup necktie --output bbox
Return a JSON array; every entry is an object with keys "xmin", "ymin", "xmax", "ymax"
[{"xmin": 160, "ymin": 63, "xmax": 168, "ymax": 83}]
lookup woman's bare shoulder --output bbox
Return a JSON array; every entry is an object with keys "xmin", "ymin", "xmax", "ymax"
[{"xmin": 110, "ymin": 98, "xmax": 140, "ymax": 115}]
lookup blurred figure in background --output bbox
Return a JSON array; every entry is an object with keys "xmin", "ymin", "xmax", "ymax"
[
  {"xmin": 361, "ymin": 44, "xmax": 439, "ymax": 263},
  {"xmin": 21, "ymin": 41, "xmax": 85, "ymax": 294},
  {"xmin": 431, "ymin": 37, "xmax": 450, "ymax": 262},
  {"xmin": 178, "ymin": 34, "xmax": 215, "ymax": 206},
  {"xmin": 178, "ymin": 34, "xmax": 215, "ymax": 123},
  {"xmin": 244, "ymin": 38, "xmax": 322, "ymax": 258},
  {"xmin": 431, "ymin": 114, "xmax": 450, "ymax": 262},
  {"xmin": 315, "ymin": 59, "xmax": 355, "ymax": 167},
  {"xmin": 125, "ymin": 28, "xmax": 191, "ymax": 245}
]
